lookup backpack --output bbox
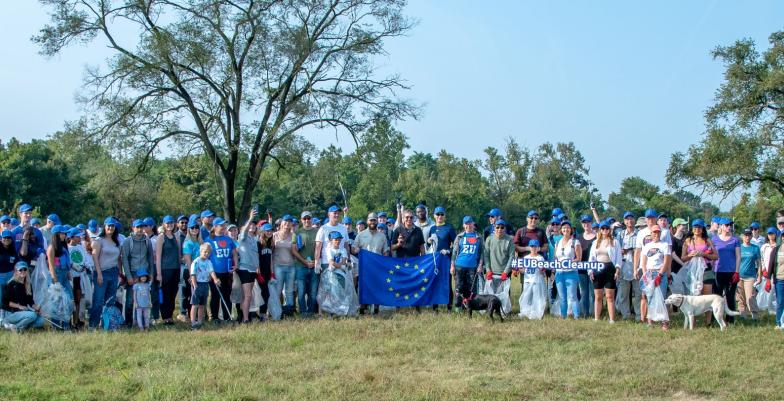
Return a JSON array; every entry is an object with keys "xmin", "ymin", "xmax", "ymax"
[{"xmin": 101, "ymin": 297, "xmax": 125, "ymax": 331}]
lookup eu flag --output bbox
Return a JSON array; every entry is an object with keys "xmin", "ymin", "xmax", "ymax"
[{"xmin": 358, "ymin": 250, "xmax": 450, "ymax": 307}]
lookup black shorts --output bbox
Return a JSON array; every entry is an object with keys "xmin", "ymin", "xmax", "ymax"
[
  {"xmin": 191, "ymin": 282, "xmax": 209, "ymax": 305},
  {"xmin": 237, "ymin": 269, "xmax": 256, "ymax": 284},
  {"xmin": 592, "ymin": 263, "xmax": 616, "ymax": 290}
]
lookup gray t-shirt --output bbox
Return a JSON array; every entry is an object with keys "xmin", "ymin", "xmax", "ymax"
[{"xmin": 237, "ymin": 232, "xmax": 260, "ymax": 271}]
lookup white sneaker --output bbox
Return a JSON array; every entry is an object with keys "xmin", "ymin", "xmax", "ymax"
[
  {"xmin": 609, "ymin": 320, "xmax": 615, "ymax": 324},
  {"xmin": 3, "ymin": 323, "xmax": 18, "ymax": 333},
  {"xmin": 776, "ymin": 326, "xmax": 783, "ymax": 330}
]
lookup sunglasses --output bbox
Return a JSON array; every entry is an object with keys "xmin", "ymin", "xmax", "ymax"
[
  {"xmin": 404, "ymin": 216, "xmax": 414, "ymax": 220},
  {"xmin": 189, "ymin": 226, "xmax": 200, "ymax": 230},
  {"xmin": 601, "ymin": 227, "xmax": 610, "ymax": 230},
  {"xmin": 528, "ymin": 216, "xmax": 539, "ymax": 220},
  {"xmin": 435, "ymin": 213, "xmax": 445, "ymax": 217},
  {"xmin": 301, "ymin": 217, "xmax": 312, "ymax": 220},
  {"xmin": 494, "ymin": 226, "xmax": 505, "ymax": 230},
  {"xmin": 1, "ymin": 237, "xmax": 12, "ymax": 240},
  {"xmin": 17, "ymin": 268, "xmax": 28, "ymax": 272}
]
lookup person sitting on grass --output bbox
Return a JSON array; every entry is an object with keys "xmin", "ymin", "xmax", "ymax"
[
  {"xmin": 2, "ymin": 261, "xmax": 44, "ymax": 332},
  {"xmin": 190, "ymin": 243, "xmax": 221, "ymax": 330}
]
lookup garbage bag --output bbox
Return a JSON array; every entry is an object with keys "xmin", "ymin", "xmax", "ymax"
[
  {"xmin": 250, "ymin": 282, "xmax": 264, "ymax": 312},
  {"xmin": 647, "ymin": 286, "xmax": 669, "ymax": 322},
  {"xmin": 480, "ymin": 274, "xmax": 512, "ymax": 315},
  {"xmin": 101, "ymin": 297, "xmax": 124, "ymax": 331},
  {"xmin": 518, "ymin": 272, "xmax": 547, "ymax": 320},
  {"xmin": 683, "ymin": 257, "xmax": 706, "ymax": 295},
  {"xmin": 757, "ymin": 278, "xmax": 773, "ymax": 311},
  {"xmin": 40, "ymin": 283, "xmax": 74, "ymax": 323},
  {"xmin": 230, "ymin": 271, "xmax": 242, "ymax": 304},
  {"xmin": 31, "ymin": 253, "xmax": 51, "ymax": 306},
  {"xmin": 670, "ymin": 268, "xmax": 689, "ymax": 296},
  {"xmin": 267, "ymin": 278, "xmax": 282, "ymax": 321},
  {"xmin": 317, "ymin": 267, "xmax": 358, "ymax": 316}
]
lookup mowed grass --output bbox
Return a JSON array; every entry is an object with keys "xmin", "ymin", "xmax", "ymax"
[{"xmin": 0, "ymin": 286, "xmax": 780, "ymax": 401}]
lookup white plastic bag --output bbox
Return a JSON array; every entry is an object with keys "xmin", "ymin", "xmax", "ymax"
[
  {"xmin": 267, "ymin": 278, "xmax": 282, "ymax": 321},
  {"xmin": 40, "ymin": 283, "xmax": 74, "ymax": 323},
  {"xmin": 317, "ymin": 267, "xmax": 358, "ymax": 316},
  {"xmin": 230, "ymin": 271, "xmax": 242, "ymax": 304},
  {"xmin": 31, "ymin": 253, "xmax": 52, "ymax": 306},
  {"xmin": 480, "ymin": 275, "xmax": 512, "ymax": 315},
  {"xmin": 681, "ymin": 257, "xmax": 706, "ymax": 296},
  {"xmin": 518, "ymin": 272, "xmax": 547, "ymax": 320},
  {"xmin": 647, "ymin": 286, "xmax": 669, "ymax": 322},
  {"xmin": 757, "ymin": 278, "xmax": 773, "ymax": 311}
]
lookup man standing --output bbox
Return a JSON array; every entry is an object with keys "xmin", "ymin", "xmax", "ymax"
[
  {"xmin": 352, "ymin": 212, "xmax": 390, "ymax": 314},
  {"xmin": 750, "ymin": 222, "xmax": 765, "ymax": 248},
  {"xmin": 424, "ymin": 206, "xmax": 457, "ymax": 311},
  {"xmin": 634, "ymin": 209, "xmax": 673, "ymax": 285},
  {"xmin": 413, "ymin": 204, "xmax": 434, "ymax": 233},
  {"xmin": 451, "ymin": 216, "xmax": 483, "ymax": 309},
  {"xmin": 121, "ymin": 219, "xmax": 155, "ymax": 326},
  {"xmin": 616, "ymin": 212, "xmax": 640, "ymax": 321},
  {"xmin": 41, "ymin": 214, "xmax": 60, "ymax": 247},
  {"xmin": 391, "ymin": 209, "xmax": 425, "ymax": 258},
  {"xmin": 482, "ymin": 219, "xmax": 515, "ymax": 298},
  {"xmin": 293, "ymin": 211, "xmax": 319, "ymax": 316},
  {"xmin": 200, "ymin": 210, "xmax": 216, "ymax": 240},
  {"xmin": 12, "ymin": 203, "xmax": 45, "ymax": 255}
]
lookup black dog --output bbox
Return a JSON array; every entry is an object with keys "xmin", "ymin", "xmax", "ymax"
[{"xmin": 463, "ymin": 294, "xmax": 504, "ymax": 322}]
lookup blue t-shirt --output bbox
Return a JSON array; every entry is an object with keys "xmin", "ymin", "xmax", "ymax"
[
  {"xmin": 713, "ymin": 235, "xmax": 740, "ymax": 273},
  {"xmin": 455, "ymin": 233, "xmax": 481, "ymax": 269},
  {"xmin": 182, "ymin": 239, "xmax": 200, "ymax": 263},
  {"xmin": 430, "ymin": 224, "xmax": 457, "ymax": 253},
  {"xmin": 190, "ymin": 257, "xmax": 215, "ymax": 282},
  {"xmin": 12, "ymin": 226, "xmax": 45, "ymax": 261},
  {"xmin": 208, "ymin": 235, "xmax": 235, "ymax": 274},
  {"xmin": 739, "ymin": 243, "xmax": 761, "ymax": 279}
]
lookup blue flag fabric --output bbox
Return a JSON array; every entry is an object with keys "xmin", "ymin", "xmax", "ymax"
[{"xmin": 359, "ymin": 250, "xmax": 450, "ymax": 307}]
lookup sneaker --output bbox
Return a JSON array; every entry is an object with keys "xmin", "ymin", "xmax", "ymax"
[
  {"xmin": 176, "ymin": 314, "xmax": 188, "ymax": 322},
  {"xmin": 662, "ymin": 322, "xmax": 670, "ymax": 332},
  {"xmin": 775, "ymin": 326, "xmax": 783, "ymax": 330},
  {"xmin": 3, "ymin": 323, "xmax": 18, "ymax": 333},
  {"xmin": 609, "ymin": 320, "xmax": 615, "ymax": 324}
]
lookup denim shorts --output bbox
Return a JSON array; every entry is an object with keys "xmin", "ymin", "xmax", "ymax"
[{"xmin": 191, "ymin": 282, "xmax": 209, "ymax": 305}]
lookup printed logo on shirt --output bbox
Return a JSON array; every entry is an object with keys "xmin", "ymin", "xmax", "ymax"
[{"xmin": 646, "ymin": 247, "xmax": 661, "ymax": 257}]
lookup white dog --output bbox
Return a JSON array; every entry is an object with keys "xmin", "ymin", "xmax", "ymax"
[{"xmin": 664, "ymin": 294, "xmax": 741, "ymax": 331}]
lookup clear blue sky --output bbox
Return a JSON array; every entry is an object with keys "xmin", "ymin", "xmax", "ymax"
[{"xmin": 1, "ymin": 1, "xmax": 782, "ymax": 208}]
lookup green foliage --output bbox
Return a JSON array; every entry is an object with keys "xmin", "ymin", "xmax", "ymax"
[{"xmin": 607, "ymin": 177, "xmax": 717, "ymax": 221}]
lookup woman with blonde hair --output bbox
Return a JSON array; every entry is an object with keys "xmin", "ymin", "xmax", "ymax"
[
  {"xmin": 1, "ymin": 261, "xmax": 44, "ymax": 332},
  {"xmin": 589, "ymin": 220, "xmax": 622, "ymax": 322}
]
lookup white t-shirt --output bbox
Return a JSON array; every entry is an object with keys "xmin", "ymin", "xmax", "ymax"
[
  {"xmin": 327, "ymin": 246, "xmax": 348, "ymax": 267},
  {"xmin": 641, "ymin": 240, "xmax": 670, "ymax": 271},
  {"xmin": 523, "ymin": 254, "xmax": 545, "ymax": 283},
  {"xmin": 315, "ymin": 223, "xmax": 349, "ymax": 264}
]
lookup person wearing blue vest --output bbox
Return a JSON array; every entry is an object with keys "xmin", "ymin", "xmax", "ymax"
[
  {"xmin": 207, "ymin": 218, "xmax": 238, "ymax": 321},
  {"xmin": 451, "ymin": 216, "xmax": 483, "ymax": 309}
]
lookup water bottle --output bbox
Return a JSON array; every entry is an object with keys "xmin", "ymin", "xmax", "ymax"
[
  {"xmin": 158, "ymin": 287, "xmax": 164, "ymax": 304},
  {"xmin": 296, "ymin": 234, "xmax": 303, "ymax": 250}
]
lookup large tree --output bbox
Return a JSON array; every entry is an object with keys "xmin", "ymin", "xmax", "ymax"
[
  {"xmin": 667, "ymin": 31, "xmax": 784, "ymax": 198},
  {"xmin": 35, "ymin": 0, "xmax": 417, "ymax": 221}
]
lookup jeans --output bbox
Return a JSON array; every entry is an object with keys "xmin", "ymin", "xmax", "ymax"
[
  {"xmin": 295, "ymin": 266, "xmax": 319, "ymax": 315},
  {"xmin": 776, "ymin": 280, "xmax": 784, "ymax": 327},
  {"xmin": 578, "ymin": 273, "xmax": 594, "ymax": 318},
  {"xmin": 4, "ymin": 310, "xmax": 44, "ymax": 331},
  {"xmin": 454, "ymin": 268, "xmax": 477, "ymax": 306},
  {"xmin": 555, "ymin": 271, "xmax": 580, "ymax": 318},
  {"xmin": 274, "ymin": 265, "xmax": 296, "ymax": 309},
  {"xmin": 715, "ymin": 272, "xmax": 738, "ymax": 323},
  {"xmin": 616, "ymin": 279, "xmax": 641, "ymax": 320},
  {"xmin": 89, "ymin": 267, "xmax": 119, "ymax": 328}
]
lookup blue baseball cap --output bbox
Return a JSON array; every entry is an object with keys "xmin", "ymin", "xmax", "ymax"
[
  {"xmin": 67, "ymin": 228, "xmax": 81, "ymax": 238},
  {"xmin": 691, "ymin": 219, "xmax": 705, "ymax": 228},
  {"xmin": 551, "ymin": 208, "xmax": 563, "ymax": 216},
  {"xmin": 328, "ymin": 231, "xmax": 343, "ymax": 240},
  {"xmin": 136, "ymin": 268, "xmax": 149, "ymax": 277},
  {"xmin": 312, "ymin": 218, "xmax": 321, "ymax": 225},
  {"xmin": 47, "ymin": 214, "xmax": 61, "ymax": 224},
  {"xmin": 200, "ymin": 210, "xmax": 215, "ymax": 218},
  {"xmin": 213, "ymin": 217, "xmax": 226, "ymax": 226},
  {"xmin": 561, "ymin": 220, "xmax": 573, "ymax": 228},
  {"xmin": 143, "ymin": 217, "xmax": 155, "ymax": 227},
  {"xmin": 30, "ymin": 218, "xmax": 41, "ymax": 226},
  {"xmin": 357, "ymin": 220, "xmax": 365, "ymax": 226},
  {"xmin": 463, "ymin": 216, "xmax": 475, "ymax": 224},
  {"xmin": 644, "ymin": 209, "xmax": 657, "ymax": 218},
  {"xmin": 623, "ymin": 211, "xmax": 634, "ymax": 219},
  {"xmin": 378, "ymin": 212, "xmax": 387, "ymax": 218},
  {"xmin": 63, "ymin": 225, "xmax": 72, "ymax": 231},
  {"xmin": 261, "ymin": 223, "xmax": 274, "ymax": 231},
  {"xmin": 580, "ymin": 214, "xmax": 593, "ymax": 223},
  {"xmin": 527, "ymin": 210, "xmax": 539, "ymax": 218},
  {"xmin": 750, "ymin": 222, "xmax": 761, "ymax": 229},
  {"xmin": 17, "ymin": 204, "xmax": 33, "ymax": 213},
  {"xmin": 718, "ymin": 217, "xmax": 732, "ymax": 226},
  {"xmin": 9, "ymin": 218, "xmax": 18, "ymax": 226},
  {"xmin": 15, "ymin": 261, "xmax": 29, "ymax": 271},
  {"xmin": 103, "ymin": 217, "xmax": 116, "ymax": 226},
  {"xmin": 162, "ymin": 215, "xmax": 175, "ymax": 224},
  {"xmin": 177, "ymin": 215, "xmax": 187, "ymax": 222},
  {"xmin": 433, "ymin": 206, "xmax": 446, "ymax": 214},
  {"xmin": 528, "ymin": 239, "xmax": 540, "ymax": 247},
  {"xmin": 0, "ymin": 215, "xmax": 9, "ymax": 223},
  {"xmin": 1, "ymin": 230, "xmax": 12, "ymax": 238},
  {"xmin": 188, "ymin": 216, "xmax": 199, "ymax": 228},
  {"xmin": 342, "ymin": 217, "xmax": 352, "ymax": 224},
  {"xmin": 51, "ymin": 225, "xmax": 66, "ymax": 234},
  {"xmin": 557, "ymin": 213, "xmax": 567, "ymax": 221},
  {"xmin": 282, "ymin": 214, "xmax": 294, "ymax": 222},
  {"xmin": 76, "ymin": 224, "xmax": 86, "ymax": 230},
  {"xmin": 599, "ymin": 220, "xmax": 611, "ymax": 228},
  {"xmin": 494, "ymin": 219, "xmax": 507, "ymax": 227},
  {"xmin": 88, "ymin": 219, "xmax": 98, "ymax": 231},
  {"xmin": 292, "ymin": 218, "xmax": 298, "ymax": 224},
  {"xmin": 486, "ymin": 208, "xmax": 501, "ymax": 217},
  {"xmin": 711, "ymin": 216, "xmax": 721, "ymax": 224},
  {"xmin": 550, "ymin": 217, "xmax": 562, "ymax": 224},
  {"xmin": 132, "ymin": 219, "xmax": 144, "ymax": 228},
  {"xmin": 388, "ymin": 218, "xmax": 396, "ymax": 224},
  {"xmin": 767, "ymin": 227, "xmax": 779, "ymax": 235},
  {"xmin": 657, "ymin": 213, "xmax": 668, "ymax": 219},
  {"xmin": 591, "ymin": 223, "xmax": 599, "ymax": 229},
  {"xmin": 327, "ymin": 205, "xmax": 340, "ymax": 213}
]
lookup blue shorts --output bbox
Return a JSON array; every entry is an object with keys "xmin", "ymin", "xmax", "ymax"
[{"xmin": 190, "ymin": 282, "xmax": 209, "ymax": 305}]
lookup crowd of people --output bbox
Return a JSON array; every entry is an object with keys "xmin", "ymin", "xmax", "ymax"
[{"xmin": 0, "ymin": 200, "xmax": 782, "ymax": 333}]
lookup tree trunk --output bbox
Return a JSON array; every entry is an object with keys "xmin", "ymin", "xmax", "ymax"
[{"xmin": 220, "ymin": 169, "xmax": 236, "ymax": 223}]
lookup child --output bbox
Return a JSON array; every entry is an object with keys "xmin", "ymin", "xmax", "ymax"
[
  {"xmin": 328, "ymin": 231, "xmax": 348, "ymax": 279},
  {"xmin": 190, "ymin": 243, "xmax": 220, "ymax": 329},
  {"xmin": 133, "ymin": 268, "xmax": 152, "ymax": 330},
  {"xmin": 519, "ymin": 240, "xmax": 548, "ymax": 319}
]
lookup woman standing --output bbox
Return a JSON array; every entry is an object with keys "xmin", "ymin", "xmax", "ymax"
[
  {"xmin": 1, "ymin": 262, "xmax": 44, "ymax": 332},
  {"xmin": 737, "ymin": 228, "xmax": 761, "ymax": 319},
  {"xmin": 577, "ymin": 215, "xmax": 596, "ymax": 318},
  {"xmin": 554, "ymin": 222, "xmax": 582, "ymax": 319},
  {"xmin": 589, "ymin": 220, "xmax": 621, "ymax": 322},
  {"xmin": 236, "ymin": 210, "xmax": 260, "ymax": 323},
  {"xmin": 257, "ymin": 223, "xmax": 274, "ymax": 318},
  {"xmin": 639, "ymin": 225, "xmax": 671, "ymax": 331},
  {"xmin": 155, "ymin": 216, "xmax": 182, "ymax": 325},
  {"xmin": 181, "ymin": 216, "xmax": 203, "ymax": 323},
  {"xmin": 273, "ymin": 215, "xmax": 296, "ymax": 315},
  {"xmin": 681, "ymin": 219, "xmax": 718, "ymax": 325},
  {"xmin": 47, "ymin": 225, "xmax": 73, "ymax": 299},
  {"xmin": 713, "ymin": 218, "xmax": 741, "ymax": 323},
  {"xmin": 89, "ymin": 218, "xmax": 122, "ymax": 329}
]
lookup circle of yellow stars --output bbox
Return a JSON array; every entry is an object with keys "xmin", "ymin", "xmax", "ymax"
[{"xmin": 386, "ymin": 261, "xmax": 429, "ymax": 300}]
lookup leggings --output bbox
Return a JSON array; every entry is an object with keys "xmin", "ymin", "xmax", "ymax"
[
  {"xmin": 159, "ymin": 269, "xmax": 180, "ymax": 320},
  {"xmin": 210, "ymin": 272, "xmax": 233, "ymax": 320}
]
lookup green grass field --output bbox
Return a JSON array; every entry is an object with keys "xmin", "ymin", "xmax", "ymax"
[{"xmin": 0, "ymin": 302, "xmax": 780, "ymax": 401}]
